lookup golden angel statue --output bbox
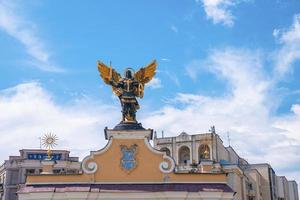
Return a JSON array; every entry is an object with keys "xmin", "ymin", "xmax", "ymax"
[{"xmin": 97, "ymin": 60, "xmax": 157, "ymax": 127}]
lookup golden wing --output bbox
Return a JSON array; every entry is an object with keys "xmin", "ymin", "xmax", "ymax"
[
  {"xmin": 134, "ymin": 60, "xmax": 157, "ymax": 85},
  {"xmin": 97, "ymin": 61, "xmax": 121, "ymax": 85}
]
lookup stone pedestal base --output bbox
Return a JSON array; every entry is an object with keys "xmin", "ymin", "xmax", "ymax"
[
  {"xmin": 105, "ymin": 127, "xmax": 153, "ymax": 140},
  {"xmin": 41, "ymin": 160, "xmax": 55, "ymax": 174},
  {"xmin": 113, "ymin": 122, "xmax": 145, "ymax": 131}
]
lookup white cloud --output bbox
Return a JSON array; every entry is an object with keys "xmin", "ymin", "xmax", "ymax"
[
  {"xmin": 185, "ymin": 60, "xmax": 203, "ymax": 81},
  {"xmin": 0, "ymin": 82, "xmax": 118, "ymax": 160},
  {"xmin": 147, "ymin": 77, "xmax": 162, "ymax": 89},
  {"xmin": 274, "ymin": 14, "xmax": 300, "ymax": 77},
  {"xmin": 161, "ymin": 58, "xmax": 171, "ymax": 62},
  {"xmin": 148, "ymin": 48, "xmax": 272, "ymax": 137},
  {"xmin": 273, "ymin": 28, "xmax": 280, "ymax": 38},
  {"xmin": 0, "ymin": 1, "xmax": 63, "ymax": 72},
  {"xmin": 273, "ymin": 104, "xmax": 300, "ymax": 142},
  {"xmin": 164, "ymin": 71, "xmax": 180, "ymax": 87},
  {"xmin": 198, "ymin": 0, "xmax": 237, "ymax": 27}
]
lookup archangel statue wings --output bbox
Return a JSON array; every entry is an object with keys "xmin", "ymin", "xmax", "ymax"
[{"xmin": 97, "ymin": 60, "xmax": 157, "ymax": 125}]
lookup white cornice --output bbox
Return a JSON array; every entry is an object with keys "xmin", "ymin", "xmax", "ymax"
[{"xmin": 105, "ymin": 129, "xmax": 153, "ymax": 139}]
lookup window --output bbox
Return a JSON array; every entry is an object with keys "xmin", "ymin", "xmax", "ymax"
[
  {"xmin": 178, "ymin": 146, "xmax": 190, "ymax": 165},
  {"xmin": 53, "ymin": 168, "xmax": 66, "ymax": 174},
  {"xmin": 248, "ymin": 183, "xmax": 253, "ymax": 190},
  {"xmin": 25, "ymin": 169, "xmax": 35, "ymax": 175},
  {"xmin": 53, "ymin": 169, "xmax": 61, "ymax": 174},
  {"xmin": 67, "ymin": 169, "xmax": 79, "ymax": 174}
]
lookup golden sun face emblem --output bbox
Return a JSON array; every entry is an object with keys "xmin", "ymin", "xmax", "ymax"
[{"xmin": 42, "ymin": 133, "xmax": 58, "ymax": 149}]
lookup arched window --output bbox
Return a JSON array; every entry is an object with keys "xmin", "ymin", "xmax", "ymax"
[
  {"xmin": 160, "ymin": 147, "xmax": 171, "ymax": 156},
  {"xmin": 199, "ymin": 144, "xmax": 210, "ymax": 161},
  {"xmin": 178, "ymin": 146, "xmax": 190, "ymax": 165}
]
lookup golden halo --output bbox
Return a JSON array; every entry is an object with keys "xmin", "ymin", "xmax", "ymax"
[{"xmin": 42, "ymin": 133, "xmax": 58, "ymax": 149}]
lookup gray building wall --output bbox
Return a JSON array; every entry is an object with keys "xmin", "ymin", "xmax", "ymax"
[{"xmin": 289, "ymin": 181, "xmax": 299, "ymax": 200}]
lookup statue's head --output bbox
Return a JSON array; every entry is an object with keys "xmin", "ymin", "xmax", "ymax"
[{"xmin": 124, "ymin": 68, "xmax": 134, "ymax": 79}]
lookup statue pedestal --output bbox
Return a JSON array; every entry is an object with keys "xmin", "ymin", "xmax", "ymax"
[
  {"xmin": 41, "ymin": 159, "xmax": 55, "ymax": 174},
  {"xmin": 105, "ymin": 126, "xmax": 152, "ymax": 140},
  {"xmin": 112, "ymin": 122, "xmax": 145, "ymax": 131}
]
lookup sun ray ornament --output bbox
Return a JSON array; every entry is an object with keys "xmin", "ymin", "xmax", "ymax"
[{"xmin": 42, "ymin": 133, "xmax": 58, "ymax": 159}]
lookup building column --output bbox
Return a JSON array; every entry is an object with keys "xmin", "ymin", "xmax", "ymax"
[{"xmin": 192, "ymin": 136, "xmax": 197, "ymax": 164}]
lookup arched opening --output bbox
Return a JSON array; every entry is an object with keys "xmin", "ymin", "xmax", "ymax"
[
  {"xmin": 178, "ymin": 146, "xmax": 190, "ymax": 165},
  {"xmin": 199, "ymin": 144, "xmax": 210, "ymax": 161},
  {"xmin": 160, "ymin": 147, "xmax": 171, "ymax": 156}
]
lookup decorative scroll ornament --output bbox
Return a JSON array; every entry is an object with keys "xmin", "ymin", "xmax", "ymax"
[
  {"xmin": 120, "ymin": 144, "xmax": 137, "ymax": 173},
  {"xmin": 82, "ymin": 157, "xmax": 98, "ymax": 174},
  {"xmin": 97, "ymin": 60, "xmax": 157, "ymax": 124},
  {"xmin": 159, "ymin": 155, "xmax": 175, "ymax": 174}
]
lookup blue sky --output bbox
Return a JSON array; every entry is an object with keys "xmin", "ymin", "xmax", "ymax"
[{"xmin": 1, "ymin": 0, "xmax": 300, "ymax": 186}]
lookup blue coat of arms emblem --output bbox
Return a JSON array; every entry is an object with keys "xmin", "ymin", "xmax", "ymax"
[{"xmin": 120, "ymin": 144, "xmax": 137, "ymax": 173}]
